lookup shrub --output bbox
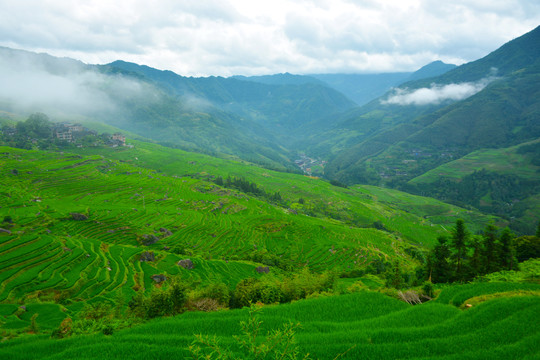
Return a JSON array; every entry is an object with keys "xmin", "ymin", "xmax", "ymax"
[
  {"xmin": 330, "ymin": 179, "xmax": 348, "ymax": 188},
  {"xmin": 397, "ymin": 290, "xmax": 422, "ymax": 305},
  {"xmin": 102, "ymin": 324, "xmax": 114, "ymax": 336},
  {"xmin": 347, "ymin": 281, "xmax": 367, "ymax": 293},
  {"xmin": 51, "ymin": 318, "xmax": 72, "ymax": 339},
  {"xmin": 128, "ymin": 279, "xmax": 187, "ymax": 319},
  {"xmin": 202, "ymin": 282, "xmax": 231, "ymax": 306},
  {"xmin": 422, "ymin": 281, "xmax": 434, "ymax": 299},
  {"xmin": 231, "ymin": 278, "xmax": 260, "ymax": 308},
  {"xmin": 189, "ymin": 304, "xmax": 310, "ymax": 360}
]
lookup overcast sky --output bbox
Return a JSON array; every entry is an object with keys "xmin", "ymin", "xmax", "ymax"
[{"xmin": 1, "ymin": 0, "xmax": 539, "ymax": 77}]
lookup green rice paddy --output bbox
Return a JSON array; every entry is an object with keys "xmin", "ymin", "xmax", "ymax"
[
  {"xmin": 1, "ymin": 144, "xmax": 537, "ymax": 359},
  {"xmin": 0, "ymin": 290, "xmax": 538, "ymax": 359}
]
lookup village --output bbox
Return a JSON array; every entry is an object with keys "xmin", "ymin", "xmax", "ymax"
[
  {"xmin": 1, "ymin": 114, "xmax": 130, "ymax": 150},
  {"xmin": 294, "ymin": 154, "xmax": 327, "ymax": 176},
  {"xmin": 51, "ymin": 122, "xmax": 127, "ymax": 147}
]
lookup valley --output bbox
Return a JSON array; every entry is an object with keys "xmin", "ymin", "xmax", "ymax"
[{"xmin": 0, "ymin": 22, "xmax": 539, "ymax": 360}]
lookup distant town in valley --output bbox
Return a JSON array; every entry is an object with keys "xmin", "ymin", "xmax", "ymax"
[{"xmin": 1, "ymin": 113, "xmax": 130, "ymax": 150}]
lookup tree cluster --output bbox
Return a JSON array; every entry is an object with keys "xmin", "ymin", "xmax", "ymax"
[
  {"xmin": 404, "ymin": 169, "xmax": 540, "ymax": 234},
  {"xmin": 426, "ymin": 220, "xmax": 522, "ymax": 283},
  {"xmin": 127, "ymin": 280, "xmax": 187, "ymax": 319},
  {"xmin": 213, "ymin": 176, "xmax": 283, "ymax": 204},
  {"xmin": 2, "ymin": 113, "xmax": 53, "ymax": 149},
  {"xmin": 231, "ymin": 269, "xmax": 337, "ymax": 308},
  {"xmin": 1, "ymin": 112, "xmax": 105, "ymax": 150}
]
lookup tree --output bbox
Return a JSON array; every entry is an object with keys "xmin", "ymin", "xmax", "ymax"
[
  {"xmin": 385, "ymin": 261, "xmax": 404, "ymax": 289},
  {"xmin": 23, "ymin": 113, "xmax": 52, "ymax": 139},
  {"xmin": 514, "ymin": 235, "xmax": 540, "ymax": 262},
  {"xmin": 232, "ymin": 278, "xmax": 260, "ymax": 308},
  {"xmin": 482, "ymin": 223, "xmax": 499, "ymax": 274},
  {"xmin": 127, "ymin": 279, "xmax": 187, "ymax": 319},
  {"xmin": 498, "ymin": 228, "xmax": 517, "ymax": 271},
  {"xmin": 467, "ymin": 235, "xmax": 483, "ymax": 278},
  {"xmin": 451, "ymin": 219, "xmax": 469, "ymax": 281},
  {"xmin": 430, "ymin": 236, "xmax": 453, "ymax": 283}
]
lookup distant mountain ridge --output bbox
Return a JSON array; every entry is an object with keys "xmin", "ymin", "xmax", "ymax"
[
  {"xmin": 310, "ymin": 61, "xmax": 456, "ymax": 106},
  {"xmin": 105, "ymin": 61, "xmax": 356, "ymax": 143},
  {"xmin": 311, "ymin": 25, "xmax": 540, "ymax": 232},
  {"xmin": 234, "ymin": 61, "xmax": 456, "ymax": 106},
  {"xmin": 319, "ymin": 25, "xmax": 540, "ymax": 183}
]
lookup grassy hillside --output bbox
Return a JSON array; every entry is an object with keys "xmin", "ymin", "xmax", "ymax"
[
  {"xmin": 0, "ymin": 144, "xmax": 537, "ymax": 359},
  {"xmin": 314, "ymin": 26, "xmax": 540, "ymax": 193},
  {"xmin": 1, "ymin": 287, "xmax": 538, "ymax": 359},
  {"xmin": 68, "ymin": 139, "xmax": 501, "ymax": 239},
  {"xmin": 0, "ymin": 143, "xmax": 501, "ymax": 313},
  {"xmin": 0, "ymin": 146, "xmax": 400, "ymax": 309},
  {"xmin": 409, "ymin": 139, "xmax": 540, "ymax": 183},
  {"xmin": 406, "ymin": 139, "xmax": 540, "ymax": 233}
]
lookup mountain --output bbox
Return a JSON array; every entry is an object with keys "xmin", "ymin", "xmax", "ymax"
[
  {"xmin": 1, "ymin": 26, "xmax": 539, "ymax": 232},
  {"xmin": 309, "ymin": 61, "xmax": 456, "ymax": 106},
  {"xmin": 309, "ymin": 72, "xmax": 410, "ymax": 106},
  {"xmin": 406, "ymin": 60, "xmax": 457, "ymax": 82},
  {"xmin": 0, "ymin": 48, "xmax": 300, "ymax": 170},
  {"xmin": 316, "ymin": 25, "xmax": 540, "ymax": 176},
  {"xmin": 312, "ymin": 25, "xmax": 540, "ymax": 231},
  {"xmin": 105, "ymin": 61, "xmax": 356, "ymax": 144},
  {"xmin": 231, "ymin": 72, "xmax": 324, "ymax": 86}
]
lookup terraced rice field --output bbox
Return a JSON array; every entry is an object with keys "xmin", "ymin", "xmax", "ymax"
[
  {"xmin": 70, "ymin": 140, "xmax": 499, "ymax": 242},
  {"xmin": 0, "ymin": 288, "xmax": 538, "ymax": 359},
  {"xmin": 1, "ymin": 145, "xmax": 524, "ymax": 349},
  {"xmin": 1, "ymin": 145, "xmax": 539, "ymax": 359},
  {"xmin": 1, "ymin": 146, "xmax": 421, "ymax": 310}
]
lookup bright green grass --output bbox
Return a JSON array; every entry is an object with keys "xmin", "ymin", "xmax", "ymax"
[
  {"xmin": 410, "ymin": 139, "xmax": 540, "ymax": 184},
  {"xmin": 67, "ymin": 140, "xmax": 498, "ymax": 245},
  {"xmin": 18, "ymin": 303, "xmax": 67, "ymax": 330},
  {"xmin": 0, "ymin": 290, "xmax": 538, "ymax": 359},
  {"xmin": 0, "ymin": 144, "xmax": 506, "ymax": 341},
  {"xmin": 435, "ymin": 282, "xmax": 540, "ymax": 307},
  {"xmin": 0, "ymin": 146, "xmax": 425, "ymax": 276}
]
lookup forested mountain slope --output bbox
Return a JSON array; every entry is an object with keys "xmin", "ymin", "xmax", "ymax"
[
  {"xmin": 105, "ymin": 61, "xmax": 356, "ymax": 143},
  {"xmin": 317, "ymin": 26, "xmax": 540, "ymax": 189}
]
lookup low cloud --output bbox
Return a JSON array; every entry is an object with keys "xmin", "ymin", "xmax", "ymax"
[
  {"xmin": 0, "ymin": 48, "xmax": 158, "ymax": 119},
  {"xmin": 381, "ymin": 75, "xmax": 497, "ymax": 106}
]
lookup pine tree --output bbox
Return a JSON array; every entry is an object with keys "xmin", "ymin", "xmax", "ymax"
[
  {"xmin": 468, "ymin": 235, "xmax": 483, "ymax": 278},
  {"xmin": 214, "ymin": 176, "xmax": 224, "ymax": 186},
  {"xmin": 482, "ymin": 223, "xmax": 499, "ymax": 274},
  {"xmin": 451, "ymin": 220, "xmax": 469, "ymax": 282},
  {"xmin": 498, "ymin": 228, "xmax": 517, "ymax": 270},
  {"xmin": 431, "ymin": 236, "xmax": 452, "ymax": 283}
]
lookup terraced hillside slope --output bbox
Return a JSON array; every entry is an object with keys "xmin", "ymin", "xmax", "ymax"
[
  {"xmin": 407, "ymin": 139, "xmax": 540, "ymax": 233},
  {"xmin": 0, "ymin": 143, "xmax": 498, "ymax": 312},
  {"xmin": 1, "ymin": 285, "xmax": 539, "ymax": 359},
  {"xmin": 313, "ymin": 26, "xmax": 540, "ymax": 191}
]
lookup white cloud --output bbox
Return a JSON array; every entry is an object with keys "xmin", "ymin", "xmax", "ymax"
[
  {"xmin": 381, "ymin": 75, "xmax": 497, "ymax": 106},
  {"xmin": 0, "ymin": 0, "xmax": 539, "ymax": 76},
  {"xmin": 0, "ymin": 49, "xmax": 158, "ymax": 118}
]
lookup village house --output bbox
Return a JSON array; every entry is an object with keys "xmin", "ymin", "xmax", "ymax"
[
  {"xmin": 111, "ymin": 133, "xmax": 126, "ymax": 146},
  {"xmin": 54, "ymin": 124, "xmax": 73, "ymax": 142},
  {"xmin": 1, "ymin": 127, "xmax": 16, "ymax": 136}
]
